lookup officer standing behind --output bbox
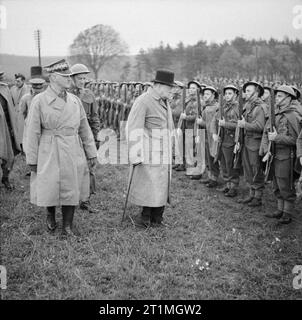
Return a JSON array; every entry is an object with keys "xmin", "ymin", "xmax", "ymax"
[
  {"xmin": 237, "ymin": 81, "xmax": 267, "ymax": 207},
  {"xmin": 261, "ymin": 86, "xmax": 302, "ymax": 224},
  {"xmin": 70, "ymin": 63, "xmax": 101, "ymax": 213}
]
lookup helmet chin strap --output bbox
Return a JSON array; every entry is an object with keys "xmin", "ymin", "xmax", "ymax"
[{"xmin": 276, "ymin": 95, "xmax": 290, "ymax": 108}]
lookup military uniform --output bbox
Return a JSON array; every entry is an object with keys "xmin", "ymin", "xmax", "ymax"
[
  {"xmin": 241, "ymin": 95, "xmax": 266, "ymax": 204},
  {"xmin": 261, "ymin": 99, "xmax": 302, "ymax": 223},
  {"xmin": 213, "ymin": 99, "xmax": 240, "ymax": 195}
]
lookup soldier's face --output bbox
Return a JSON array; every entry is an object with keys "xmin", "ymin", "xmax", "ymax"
[
  {"xmin": 275, "ymin": 92, "xmax": 288, "ymax": 105},
  {"xmin": 245, "ymin": 85, "xmax": 256, "ymax": 99},
  {"xmin": 73, "ymin": 74, "xmax": 86, "ymax": 89},
  {"xmin": 262, "ymin": 89, "xmax": 270, "ymax": 100},
  {"xmin": 224, "ymin": 89, "xmax": 236, "ymax": 102},
  {"xmin": 189, "ymin": 84, "xmax": 198, "ymax": 95},
  {"xmin": 203, "ymin": 90, "xmax": 214, "ymax": 102}
]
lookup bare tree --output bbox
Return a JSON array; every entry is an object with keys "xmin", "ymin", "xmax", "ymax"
[{"xmin": 69, "ymin": 24, "xmax": 128, "ymax": 79}]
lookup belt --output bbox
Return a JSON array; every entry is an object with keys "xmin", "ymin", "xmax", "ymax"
[{"xmin": 42, "ymin": 128, "xmax": 77, "ymax": 136}]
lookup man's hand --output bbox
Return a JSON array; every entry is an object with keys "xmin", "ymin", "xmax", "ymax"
[
  {"xmin": 179, "ymin": 112, "xmax": 187, "ymax": 120},
  {"xmin": 29, "ymin": 165, "xmax": 37, "ymax": 173},
  {"xmin": 218, "ymin": 118, "xmax": 226, "ymax": 127},
  {"xmin": 88, "ymin": 157, "xmax": 98, "ymax": 171},
  {"xmin": 262, "ymin": 151, "xmax": 271, "ymax": 162},
  {"xmin": 133, "ymin": 162, "xmax": 142, "ymax": 167},
  {"xmin": 212, "ymin": 134, "xmax": 219, "ymax": 142},
  {"xmin": 237, "ymin": 116, "xmax": 246, "ymax": 128},
  {"xmin": 268, "ymin": 127, "xmax": 278, "ymax": 141},
  {"xmin": 300, "ymin": 157, "xmax": 302, "ymax": 166},
  {"xmin": 196, "ymin": 117, "xmax": 203, "ymax": 125}
]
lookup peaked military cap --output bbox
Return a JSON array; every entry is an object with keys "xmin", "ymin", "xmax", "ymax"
[{"xmin": 44, "ymin": 59, "xmax": 72, "ymax": 76}]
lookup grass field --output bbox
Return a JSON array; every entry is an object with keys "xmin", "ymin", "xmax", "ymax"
[{"xmin": 1, "ymin": 142, "xmax": 302, "ymax": 300}]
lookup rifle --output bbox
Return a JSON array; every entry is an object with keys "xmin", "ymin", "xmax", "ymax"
[
  {"xmin": 233, "ymin": 89, "xmax": 244, "ymax": 169},
  {"xmin": 193, "ymin": 88, "xmax": 202, "ymax": 163},
  {"xmin": 213, "ymin": 91, "xmax": 224, "ymax": 163},
  {"xmin": 181, "ymin": 87, "xmax": 187, "ymax": 167},
  {"xmin": 263, "ymin": 88, "xmax": 276, "ymax": 182},
  {"xmin": 113, "ymin": 85, "xmax": 121, "ymax": 131},
  {"xmin": 297, "ymin": 170, "xmax": 302, "ymax": 200}
]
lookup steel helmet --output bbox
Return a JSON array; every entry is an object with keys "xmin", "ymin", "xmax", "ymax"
[
  {"xmin": 223, "ymin": 84, "xmax": 239, "ymax": 95},
  {"xmin": 274, "ymin": 85, "xmax": 296, "ymax": 99},
  {"xmin": 202, "ymin": 85, "xmax": 219, "ymax": 99},
  {"xmin": 70, "ymin": 63, "xmax": 90, "ymax": 76},
  {"xmin": 291, "ymin": 86, "xmax": 301, "ymax": 100},
  {"xmin": 243, "ymin": 81, "xmax": 264, "ymax": 97}
]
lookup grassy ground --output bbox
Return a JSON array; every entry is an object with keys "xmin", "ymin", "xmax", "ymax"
[{"xmin": 1, "ymin": 145, "xmax": 302, "ymax": 300}]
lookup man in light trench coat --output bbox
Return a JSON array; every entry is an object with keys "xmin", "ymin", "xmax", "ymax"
[
  {"xmin": 26, "ymin": 59, "xmax": 97, "ymax": 237},
  {"xmin": 126, "ymin": 70, "xmax": 175, "ymax": 228}
]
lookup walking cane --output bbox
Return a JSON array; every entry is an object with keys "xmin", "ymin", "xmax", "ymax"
[{"xmin": 121, "ymin": 164, "xmax": 136, "ymax": 224}]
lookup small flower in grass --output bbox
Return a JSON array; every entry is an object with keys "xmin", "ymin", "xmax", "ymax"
[
  {"xmin": 275, "ymin": 237, "xmax": 280, "ymax": 242},
  {"xmin": 232, "ymin": 228, "xmax": 236, "ymax": 234}
]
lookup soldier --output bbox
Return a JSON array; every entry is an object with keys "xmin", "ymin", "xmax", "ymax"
[
  {"xmin": 17, "ymin": 66, "xmax": 46, "ymax": 155},
  {"xmin": 261, "ymin": 86, "xmax": 271, "ymax": 120},
  {"xmin": 261, "ymin": 86, "xmax": 302, "ymax": 224},
  {"xmin": 212, "ymin": 85, "xmax": 240, "ymax": 197},
  {"xmin": 171, "ymin": 81, "xmax": 184, "ymax": 170},
  {"xmin": 0, "ymin": 70, "xmax": 22, "ymax": 190},
  {"xmin": 196, "ymin": 86, "xmax": 220, "ymax": 187},
  {"xmin": 10, "ymin": 73, "xmax": 30, "ymax": 107},
  {"xmin": 26, "ymin": 59, "xmax": 97, "ymax": 237},
  {"xmin": 126, "ymin": 70, "xmax": 175, "ymax": 228},
  {"xmin": 178, "ymin": 81, "xmax": 201, "ymax": 176},
  {"xmin": 237, "ymin": 81, "xmax": 266, "ymax": 207},
  {"xmin": 70, "ymin": 63, "xmax": 101, "ymax": 213}
]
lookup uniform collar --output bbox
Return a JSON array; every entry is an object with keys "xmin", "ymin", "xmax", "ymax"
[{"xmin": 45, "ymin": 85, "xmax": 67, "ymax": 104}]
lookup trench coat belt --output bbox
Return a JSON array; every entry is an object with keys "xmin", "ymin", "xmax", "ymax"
[{"xmin": 41, "ymin": 128, "xmax": 78, "ymax": 136}]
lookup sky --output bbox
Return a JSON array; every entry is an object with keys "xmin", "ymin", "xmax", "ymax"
[{"xmin": 0, "ymin": 0, "xmax": 302, "ymax": 57}]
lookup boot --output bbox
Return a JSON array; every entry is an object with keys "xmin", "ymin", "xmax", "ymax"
[
  {"xmin": 248, "ymin": 197, "xmax": 262, "ymax": 207},
  {"xmin": 46, "ymin": 206, "xmax": 57, "ymax": 231},
  {"xmin": 61, "ymin": 206, "xmax": 80, "ymax": 237},
  {"xmin": 134, "ymin": 207, "xmax": 151, "ymax": 228},
  {"xmin": 175, "ymin": 164, "xmax": 186, "ymax": 171},
  {"xmin": 206, "ymin": 180, "xmax": 218, "ymax": 188},
  {"xmin": 172, "ymin": 164, "xmax": 179, "ymax": 170},
  {"xmin": 237, "ymin": 189, "xmax": 254, "ymax": 204},
  {"xmin": 79, "ymin": 200, "xmax": 98, "ymax": 213},
  {"xmin": 279, "ymin": 201, "xmax": 293, "ymax": 224},
  {"xmin": 151, "ymin": 206, "xmax": 165, "ymax": 226},
  {"xmin": 217, "ymin": 183, "xmax": 229, "ymax": 193},
  {"xmin": 1, "ymin": 177, "xmax": 13, "ymax": 191},
  {"xmin": 265, "ymin": 199, "xmax": 283, "ymax": 219},
  {"xmin": 190, "ymin": 174, "xmax": 202, "ymax": 180},
  {"xmin": 248, "ymin": 189, "xmax": 263, "ymax": 207},
  {"xmin": 225, "ymin": 188, "xmax": 238, "ymax": 198}
]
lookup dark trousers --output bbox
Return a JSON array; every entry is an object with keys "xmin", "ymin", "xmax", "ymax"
[
  {"xmin": 142, "ymin": 206, "xmax": 165, "ymax": 223},
  {"xmin": 242, "ymin": 146, "xmax": 264, "ymax": 197},
  {"xmin": 273, "ymin": 158, "xmax": 296, "ymax": 202},
  {"xmin": 220, "ymin": 145, "xmax": 240, "ymax": 186}
]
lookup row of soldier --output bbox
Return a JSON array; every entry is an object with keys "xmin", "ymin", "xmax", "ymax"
[{"xmin": 1, "ymin": 63, "xmax": 302, "ymax": 234}]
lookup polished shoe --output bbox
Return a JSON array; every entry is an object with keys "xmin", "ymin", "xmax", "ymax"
[
  {"xmin": 216, "ymin": 185, "xmax": 229, "ymax": 193},
  {"xmin": 133, "ymin": 216, "xmax": 151, "ymax": 229},
  {"xmin": 225, "ymin": 189, "xmax": 238, "ymax": 198},
  {"xmin": 61, "ymin": 226, "xmax": 81, "ymax": 237},
  {"xmin": 248, "ymin": 198, "xmax": 262, "ymax": 207},
  {"xmin": 278, "ymin": 212, "xmax": 292, "ymax": 224},
  {"xmin": 264, "ymin": 210, "xmax": 283, "ymax": 219},
  {"xmin": 46, "ymin": 214, "xmax": 57, "ymax": 231},
  {"xmin": 1, "ymin": 178, "xmax": 13, "ymax": 190},
  {"xmin": 175, "ymin": 164, "xmax": 185, "ymax": 171},
  {"xmin": 79, "ymin": 201, "xmax": 98, "ymax": 213},
  {"xmin": 190, "ymin": 174, "xmax": 202, "ymax": 180},
  {"xmin": 237, "ymin": 195, "xmax": 254, "ymax": 204},
  {"xmin": 206, "ymin": 180, "xmax": 218, "ymax": 188},
  {"xmin": 200, "ymin": 178, "xmax": 211, "ymax": 184}
]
